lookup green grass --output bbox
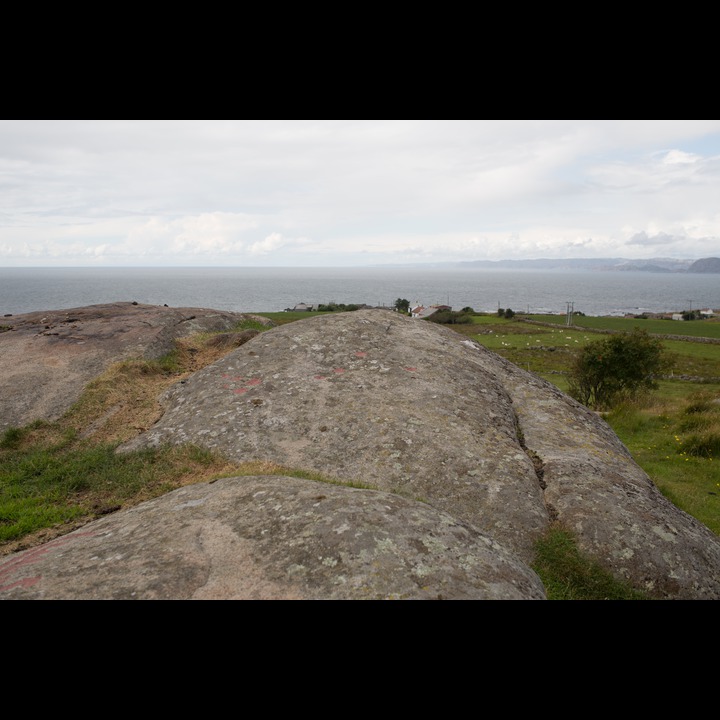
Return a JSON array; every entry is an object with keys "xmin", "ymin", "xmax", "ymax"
[
  {"xmin": 605, "ymin": 390, "xmax": 720, "ymax": 534},
  {"xmin": 0, "ymin": 438, "xmax": 227, "ymax": 544},
  {"xmin": 531, "ymin": 525, "xmax": 649, "ymax": 600}
]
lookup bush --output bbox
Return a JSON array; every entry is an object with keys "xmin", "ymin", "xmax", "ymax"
[
  {"xmin": 316, "ymin": 303, "xmax": 360, "ymax": 312},
  {"xmin": 567, "ymin": 329, "xmax": 672, "ymax": 410},
  {"xmin": 426, "ymin": 310, "xmax": 473, "ymax": 325}
]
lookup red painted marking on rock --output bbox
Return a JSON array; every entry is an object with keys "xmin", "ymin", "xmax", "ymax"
[
  {"xmin": 333, "ymin": 368, "xmax": 345, "ymax": 374},
  {"xmin": 355, "ymin": 351, "xmax": 367, "ymax": 357},
  {"xmin": 246, "ymin": 378, "xmax": 262, "ymax": 386},
  {"xmin": 234, "ymin": 387, "xmax": 248, "ymax": 394},
  {"xmin": 0, "ymin": 531, "xmax": 97, "ymax": 593},
  {"xmin": 404, "ymin": 367, "xmax": 417, "ymax": 372},
  {"xmin": 0, "ymin": 576, "xmax": 41, "ymax": 592}
]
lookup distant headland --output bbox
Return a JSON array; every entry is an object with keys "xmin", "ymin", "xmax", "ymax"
[{"xmin": 454, "ymin": 257, "xmax": 720, "ymax": 273}]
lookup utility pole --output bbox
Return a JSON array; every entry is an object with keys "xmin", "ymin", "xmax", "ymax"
[{"xmin": 566, "ymin": 301, "xmax": 574, "ymax": 326}]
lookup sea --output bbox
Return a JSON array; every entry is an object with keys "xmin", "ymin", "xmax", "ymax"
[{"xmin": 0, "ymin": 266, "xmax": 718, "ymax": 318}]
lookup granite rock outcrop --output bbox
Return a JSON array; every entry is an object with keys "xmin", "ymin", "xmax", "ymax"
[{"xmin": 2, "ymin": 307, "xmax": 720, "ymax": 599}]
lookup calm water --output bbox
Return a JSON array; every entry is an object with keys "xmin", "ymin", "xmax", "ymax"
[{"xmin": 0, "ymin": 266, "xmax": 718, "ymax": 317}]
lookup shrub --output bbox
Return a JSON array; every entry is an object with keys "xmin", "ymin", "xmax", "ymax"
[
  {"xmin": 567, "ymin": 329, "xmax": 672, "ymax": 410},
  {"xmin": 426, "ymin": 310, "xmax": 473, "ymax": 324}
]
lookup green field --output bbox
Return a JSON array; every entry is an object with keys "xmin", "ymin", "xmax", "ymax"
[{"xmin": 526, "ymin": 313, "xmax": 720, "ymax": 339}]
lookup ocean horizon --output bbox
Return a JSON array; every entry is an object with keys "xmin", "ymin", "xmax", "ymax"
[{"xmin": 1, "ymin": 265, "xmax": 718, "ymax": 318}]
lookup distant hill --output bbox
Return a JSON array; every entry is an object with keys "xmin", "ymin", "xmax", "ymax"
[
  {"xmin": 457, "ymin": 257, "xmax": 695, "ymax": 272},
  {"xmin": 688, "ymin": 257, "xmax": 720, "ymax": 273}
]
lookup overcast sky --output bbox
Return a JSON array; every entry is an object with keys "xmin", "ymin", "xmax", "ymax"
[{"xmin": 2, "ymin": 119, "xmax": 719, "ymax": 267}]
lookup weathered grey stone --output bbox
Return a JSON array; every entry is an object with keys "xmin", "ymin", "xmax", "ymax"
[
  {"xmin": 0, "ymin": 475, "xmax": 546, "ymax": 600},
  {"xmin": 119, "ymin": 308, "xmax": 549, "ymax": 562},
  {"xmin": 117, "ymin": 308, "xmax": 720, "ymax": 599},
  {"xmin": 4, "ymin": 305, "xmax": 720, "ymax": 600},
  {"xmin": 0, "ymin": 302, "xmax": 269, "ymax": 430}
]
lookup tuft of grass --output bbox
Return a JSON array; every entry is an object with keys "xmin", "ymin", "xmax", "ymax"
[
  {"xmin": 678, "ymin": 432, "xmax": 720, "ymax": 459},
  {"xmin": 1, "ymin": 426, "xmax": 26, "ymax": 450},
  {"xmin": 532, "ymin": 524, "xmax": 649, "ymax": 600}
]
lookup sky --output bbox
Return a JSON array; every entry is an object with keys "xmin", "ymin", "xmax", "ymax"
[{"xmin": 1, "ymin": 119, "xmax": 720, "ymax": 267}]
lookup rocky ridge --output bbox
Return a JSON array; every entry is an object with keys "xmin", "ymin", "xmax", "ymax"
[{"xmin": 2, "ymin": 306, "xmax": 720, "ymax": 600}]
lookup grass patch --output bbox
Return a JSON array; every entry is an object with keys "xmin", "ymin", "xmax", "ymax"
[
  {"xmin": 532, "ymin": 524, "xmax": 649, "ymax": 600},
  {"xmin": 0, "ymin": 439, "xmax": 241, "ymax": 550}
]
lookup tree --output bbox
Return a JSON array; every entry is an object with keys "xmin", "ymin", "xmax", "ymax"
[
  {"xmin": 395, "ymin": 298, "xmax": 410, "ymax": 314},
  {"xmin": 567, "ymin": 329, "xmax": 673, "ymax": 410}
]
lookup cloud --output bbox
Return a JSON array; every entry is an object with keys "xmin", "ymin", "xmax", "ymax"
[
  {"xmin": 627, "ymin": 231, "xmax": 677, "ymax": 246},
  {"xmin": 2, "ymin": 120, "xmax": 720, "ymax": 266},
  {"xmin": 248, "ymin": 233, "xmax": 307, "ymax": 256},
  {"xmin": 661, "ymin": 150, "xmax": 700, "ymax": 165}
]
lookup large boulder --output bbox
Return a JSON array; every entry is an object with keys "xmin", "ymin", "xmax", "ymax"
[{"xmin": 0, "ymin": 302, "xmax": 268, "ymax": 431}]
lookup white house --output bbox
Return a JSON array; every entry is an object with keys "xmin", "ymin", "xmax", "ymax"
[{"xmin": 411, "ymin": 304, "xmax": 451, "ymax": 318}]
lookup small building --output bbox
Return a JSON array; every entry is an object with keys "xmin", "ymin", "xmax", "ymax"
[
  {"xmin": 411, "ymin": 304, "xmax": 452, "ymax": 319},
  {"xmin": 287, "ymin": 302, "xmax": 315, "ymax": 312}
]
